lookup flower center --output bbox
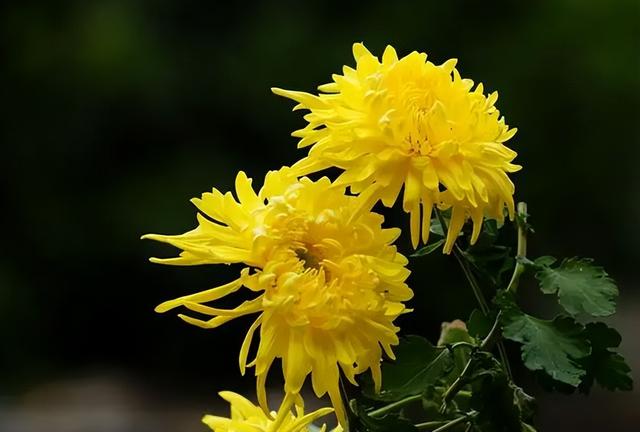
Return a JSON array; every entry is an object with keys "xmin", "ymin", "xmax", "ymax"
[
  {"xmin": 397, "ymin": 99, "xmax": 438, "ymax": 156},
  {"xmin": 295, "ymin": 247, "xmax": 322, "ymax": 271}
]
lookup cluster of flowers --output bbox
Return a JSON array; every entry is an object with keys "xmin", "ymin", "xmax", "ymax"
[{"xmin": 144, "ymin": 43, "xmax": 519, "ymax": 431}]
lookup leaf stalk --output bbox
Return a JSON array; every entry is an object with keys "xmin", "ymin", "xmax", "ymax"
[{"xmin": 506, "ymin": 202, "xmax": 529, "ymax": 293}]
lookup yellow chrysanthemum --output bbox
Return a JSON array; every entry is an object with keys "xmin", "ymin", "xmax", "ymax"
[
  {"xmin": 273, "ymin": 43, "xmax": 521, "ymax": 253},
  {"xmin": 142, "ymin": 168, "xmax": 412, "ymax": 426},
  {"xmin": 203, "ymin": 391, "xmax": 340, "ymax": 432}
]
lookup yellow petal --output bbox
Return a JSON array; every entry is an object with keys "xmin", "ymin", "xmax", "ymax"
[
  {"xmin": 443, "ymin": 206, "xmax": 466, "ymax": 254},
  {"xmin": 409, "ymin": 202, "xmax": 420, "ymax": 249},
  {"xmin": 155, "ymin": 270, "xmax": 248, "ymax": 313},
  {"xmin": 240, "ymin": 316, "xmax": 263, "ymax": 376}
]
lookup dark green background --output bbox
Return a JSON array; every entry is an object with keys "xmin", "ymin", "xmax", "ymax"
[{"xmin": 2, "ymin": 1, "xmax": 638, "ymax": 431}]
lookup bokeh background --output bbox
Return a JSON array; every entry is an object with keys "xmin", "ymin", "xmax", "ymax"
[{"xmin": 2, "ymin": 1, "xmax": 639, "ymax": 431}]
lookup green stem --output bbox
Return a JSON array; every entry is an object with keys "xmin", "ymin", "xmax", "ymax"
[
  {"xmin": 507, "ymin": 202, "xmax": 528, "ymax": 293},
  {"xmin": 440, "ymin": 357, "xmax": 475, "ymax": 408},
  {"xmin": 480, "ymin": 310, "xmax": 502, "ymax": 351},
  {"xmin": 453, "ymin": 247, "xmax": 490, "ymax": 314},
  {"xmin": 440, "ymin": 312, "xmax": 503, "ymax": 408},
  {"xmin": 449, "ymin": 341, "xmax": 476, "ymax": 351},
  {"xmin": 435, "ymin": 209, "xmax": 489, "ymax": 314},
  {"xmin": 368, "ymin": 394, "xmax": 422, "ymax": 418},
  {"xmin": 457, "ymin": 390, "xmax": 472, "ymax": 399},
  {"xmin": 434, "ymin": 208, "xmax": 511, "ymax": 377},
  {"xmin": 496, "ymin": 342, "xmax": 512, "ymax": 379},
  {"xmin": 414, "ymin": 420, "xmax": 448, "ymax": 430},
  {"xmin": 416, "ymin": 411, "xmax": 478, "ymax": 431}
]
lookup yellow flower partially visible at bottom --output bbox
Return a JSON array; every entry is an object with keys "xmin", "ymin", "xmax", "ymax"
[{"xmin": 203, "ymin": 391, "xmax": 342, "ymax": 432}]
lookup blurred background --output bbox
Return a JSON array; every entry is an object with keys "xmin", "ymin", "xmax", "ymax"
[{"xmin": 1, "ymin": 0, "xmax": 639, "ymax": 431}]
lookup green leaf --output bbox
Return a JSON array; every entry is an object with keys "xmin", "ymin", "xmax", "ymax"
[
  {"xmin": 532, "ymin": 370, "xmax": 580, "ymax": 394},
  {"xmin": 579, "ymin": 322, "xmax": 633, "ymax": 392},
  {"xmin": 421, "ymin": 385, "xmax": 457, "ymax": 418},
  {"xmin": 498, "ymin": 293, "xmax": 590, "ymax": 386},
  {"xmin": 470, "ymin": 370, "xmax": 523, "ymax": 432},
  {"xmin": 411, "ymin": 239, "xmax": 445, "ymax": 257},
  {"xmin": 535, "ymin": 257, "xmax": 618, "ymax": 317},
  {"xmin": 466, "ymin": 245, "xmax": 511, "ymax": 262},
  {"xmin": 361, "ymin": 336, "xmax": 451, "ymax": 401},
  {"xmin": 483, "ymin": 218, "xmax": 500, "ymax": 238},
  {"xmin": 464, "ymin": 229, "xmax": 514, "ymax": 287},
  {"xmin": 464, "ymin": 248, "xmax": 514, "ymax": 288},
  {"xmin": 512, "ymin": 386, "xmax": 536, "ymax": 422},
  {"xmin": 533, "ymin": 256, "xmax": 556, "ymax": 267},
  {"xmin": 430, "ymin": 209, "xmax": 460, "ymax": 238},
  {"xmin": 515, "ymin": 209, "xmax": 534, "ymax": 234},
  {"xmin": 468, "ymin": 353, "xmax": 535, "ymax": 432},
  {"xmin": 468, "ymin": 309, "xmax": 496, "ymax": 340},
  {"xmin": 429, "ymin": 216, "xmax": 446, "ymax": 237},
  {"xmin": 468, "ymin": 218, "xmax": 502, "ymax": 249}
]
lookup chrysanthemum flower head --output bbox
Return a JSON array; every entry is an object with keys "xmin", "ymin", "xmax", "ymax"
[
  {"xmin": 203, "ymin": 391, "xmax": 339, "ymax": 432},
  {"xmin": 273, "ymin": 43, "xmax": 521, "ymax": 253},
  {"xmin": 142, "ymin": 167, "xmax": 412, "ymax": 426}
]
